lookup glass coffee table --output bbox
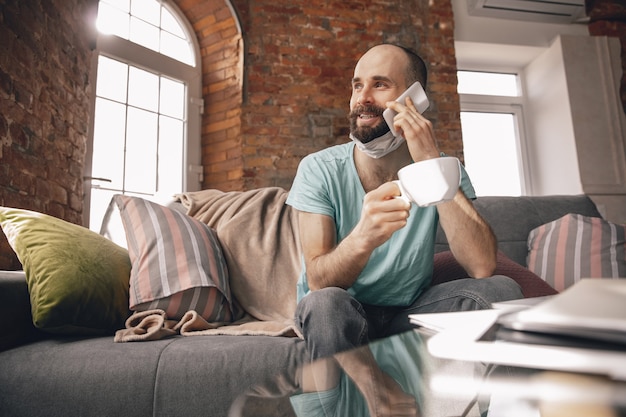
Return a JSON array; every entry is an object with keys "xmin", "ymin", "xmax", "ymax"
[{"xmin": 229, "ymin": 329, "xmax": 626, "ymax": 417}]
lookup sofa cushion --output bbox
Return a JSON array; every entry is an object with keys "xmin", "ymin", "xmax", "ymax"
[
  {"xmin": 114, "ymin": 195, "xmax": 236, "ymax": 322},
  {"xmin": 527, "ymin": 214, "xmax": 626, "ymax": 292},
  {"xmin": 0, "ymin": 207, "xmax": 131, "ymax": 334},
  {"xmin": 0, "ymin": 333, "xmax": 306, "ymax": 417},
  {"xmin": 432, "ymin": 250, "xmax": 558, "ymax": 298}
]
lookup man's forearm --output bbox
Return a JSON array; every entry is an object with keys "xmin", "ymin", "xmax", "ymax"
[
  {"xmin": 306, "ymin": 232, "xmax": 372, "ymax": 290},
  {"xmin": 437, "ymin": 190, "xmax": 497, "ymax": 278}
]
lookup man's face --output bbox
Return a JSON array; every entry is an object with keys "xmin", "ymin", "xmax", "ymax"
[{"xmin": 349, "ymin": 45, "xmax": 409, "ymax": 143}]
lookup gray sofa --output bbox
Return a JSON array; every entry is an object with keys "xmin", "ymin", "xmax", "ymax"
[{"xmin": 0, "ymin": 193, "xmax": 603, "ymax": 417}]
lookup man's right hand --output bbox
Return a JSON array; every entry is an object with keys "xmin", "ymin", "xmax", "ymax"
[
  {"xmin": 296, "ymin": 182, "xmax": 410, "ymax": 291},
  {"xmin": 351, "ymin": 182, "xmax": 411, "ymax": 252}
]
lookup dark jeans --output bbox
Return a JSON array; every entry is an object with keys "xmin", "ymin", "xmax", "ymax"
[{"xmin": 294, "ymin": 276, "xmax": 523, "ymax": 360}]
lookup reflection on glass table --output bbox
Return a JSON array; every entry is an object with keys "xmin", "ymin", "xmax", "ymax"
[
  {"xmin": 229, "ymin": 330, "xmax": 626, "ymax": 417},
  {"xmin": 229, "ymin": 331, "xmax": 476, "ymax": 417},
  {"xmin": 289, "ymin": 330, "xmax": 424, "ymax": 417}
]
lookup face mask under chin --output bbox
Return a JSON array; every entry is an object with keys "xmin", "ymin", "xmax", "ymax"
[{"xmin": 350, "ymin": 130, "xmax": 406, "ymax": 159}]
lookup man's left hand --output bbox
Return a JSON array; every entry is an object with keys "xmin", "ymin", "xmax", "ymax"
[{"xmin": 385, "ymin": 97, "xmax": 440, "ymax": 162}]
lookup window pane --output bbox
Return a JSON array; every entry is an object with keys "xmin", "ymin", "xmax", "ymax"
[
  {"xmin": 461, "ymin": 112, "xmax": 522, "ymax": 196},
  {"xmin": 158, "ymin": 115, "xmax": 184, "ymax": 194},
  {"xmin": 457, "ymin": 71, "xmax": 519, "ymax": 97},
  {"xmin": 128, "ymin": 66, "xmax": 159, "ymax": 111},
  {"xmin": 96, "ymin": 56, "xmax": 128, "ymax": 102},
  {"xmin": 96, "ymin": 2, "xmax": 130, "ymax": 39},
  {"xmin": 92, "ymin": 98, "xmax": 126, "ymax": 189},
  {"xmin": 160, "ymin": 77, "xmax": 185, "ymax": 119},
  {"xmin": 129, "ymin": 15, "xmax": 159, "ymax": 52},
  {"xmin": 131, "ymin": 0, "xmax": 160, "ymax": 26},
  {"xmin": 161, "ymin": 7, "xmax": 186, "ymax": 38},
  {"xmin": 161, "ymin": 30, "xmax": 194, "ymax": 66},
  {"xmin": 125, "ymin": 107, "xmax": 158, "ymax": 193}
]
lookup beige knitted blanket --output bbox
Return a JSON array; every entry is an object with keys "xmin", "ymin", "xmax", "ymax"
[{"xmin": 114, "ymin": 187, "xmax": 303, "ymax": 342}]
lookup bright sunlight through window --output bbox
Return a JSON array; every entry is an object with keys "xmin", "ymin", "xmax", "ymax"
[
  {"xmin": 89, "ymin": 56, "xmax": 186, "ymax": 230},
  {"xmin": 457, "ymin": 71, "xmax": 519, "ymax": 97},
  {"xmin": 88, "ymin": 0, "xmax": 198, "ymax": 231},
  {"xmin": 96, "ymin": 0, "xmax": 194, "ymax": 66},
  {"xmin": 458, "ymin": 70, "xmax": 525, "ymax": 196},
  {"xmin": 461, "ymin": 112, "xmax": 522, "ymax": 196}
]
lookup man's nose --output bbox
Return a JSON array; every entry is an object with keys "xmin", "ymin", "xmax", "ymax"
[{"xmin": 356, "ymin": 87, "xmax": 373, "ymax": 105}]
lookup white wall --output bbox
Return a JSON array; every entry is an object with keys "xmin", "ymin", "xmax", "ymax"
[
  {"xmin": 561, "ymin": 36, "xmax": 626, "ymax": 195},
  {"xmin": 523, "ymin": 36, "xmax": 583, "ymax": 195},
  {"xmin": 560, "ymin": 35, "xmax": 626, "ymax": 223}
]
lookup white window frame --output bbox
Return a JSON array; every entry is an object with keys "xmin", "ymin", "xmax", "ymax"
[
  {"xmin": 84, "ymin": 0, "xmax": 202, "ymax": 228},
  {"xmin": 459, "ymin": 73, "xmax": 533, "ymax": 196}
]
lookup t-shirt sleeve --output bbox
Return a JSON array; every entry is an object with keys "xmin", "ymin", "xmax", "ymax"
[
  {"xmin": 286, "ymin": 154, "xmax": 335, "ymax": 218},
  {"xmin": 459, "ymin": 163, "xmax": 476, "ymax": 200},
  {"xmin": 439, "ymin": 152, "xmax": 476, "ymax": 200}
]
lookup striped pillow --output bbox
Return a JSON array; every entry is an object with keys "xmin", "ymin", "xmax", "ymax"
[
  {"xmin": 527, "ymin": 214, "xmax": 626, "ymax": 292},
  {"xmin": 114, "ymin": 195, "xmax": 234, "ymax": 322}
]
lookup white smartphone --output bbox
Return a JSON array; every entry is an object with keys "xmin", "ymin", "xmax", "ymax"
[{"xmin": 382, "ymin": 81, "xmax": 429, "ymax": 137}]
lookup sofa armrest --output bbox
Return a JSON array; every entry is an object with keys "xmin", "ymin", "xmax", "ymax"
[{"xmin": 0, "ymin": 271, "xmax": 40, "ymax": 351}]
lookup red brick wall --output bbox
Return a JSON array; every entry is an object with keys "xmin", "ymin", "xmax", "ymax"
[
  {"xmin": 175, "ymin": 0, "xmax": 245, "ymax": 190},
  {"xmin": 0, "ymin": 0, "xmax": 98, "ymax": 269},
  {"xmin": 586, "ymin": 0, "xmax": 626, "ymax": 114},
  {"xmin": 229, "ymin": 0, "xmax": 460, "ymax": 190}
]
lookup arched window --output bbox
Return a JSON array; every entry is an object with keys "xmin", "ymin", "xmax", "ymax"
[{"xmin": 85, "ymin": 0, "xmax": 202, "ymax": 231}]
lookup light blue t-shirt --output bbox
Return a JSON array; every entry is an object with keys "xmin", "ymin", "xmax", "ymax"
[{"xmin": 286, "ymin": 142, "xmax": 475, "ymax": 307}]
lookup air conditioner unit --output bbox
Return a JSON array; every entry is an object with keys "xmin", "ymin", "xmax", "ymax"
[{"xmin": 467, "ymin": 0, "xmax": 588, "ymax": 24}]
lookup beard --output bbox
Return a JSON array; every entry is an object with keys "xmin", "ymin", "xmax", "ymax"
[{"xmin": 349, "ymin": 104, "xmax": 391, "ymax": 143}]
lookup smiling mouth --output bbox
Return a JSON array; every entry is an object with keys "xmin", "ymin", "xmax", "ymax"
[
  {"xmin": 352, "ymin": 104, "xmax": 385, "ymax": 121},
  {"xmin": 349, "ymin": 105, "xmax": 386, "ymax": 128}
]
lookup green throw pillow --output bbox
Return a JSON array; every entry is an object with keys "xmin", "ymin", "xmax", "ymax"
[{"xmin": 0, "ymin": 207, "xmax": 131, "ymax": 335}]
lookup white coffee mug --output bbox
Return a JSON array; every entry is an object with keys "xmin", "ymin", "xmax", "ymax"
[{"xmin": 394, "ymin": 157, "xmax": 461, "ymax": 207}]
